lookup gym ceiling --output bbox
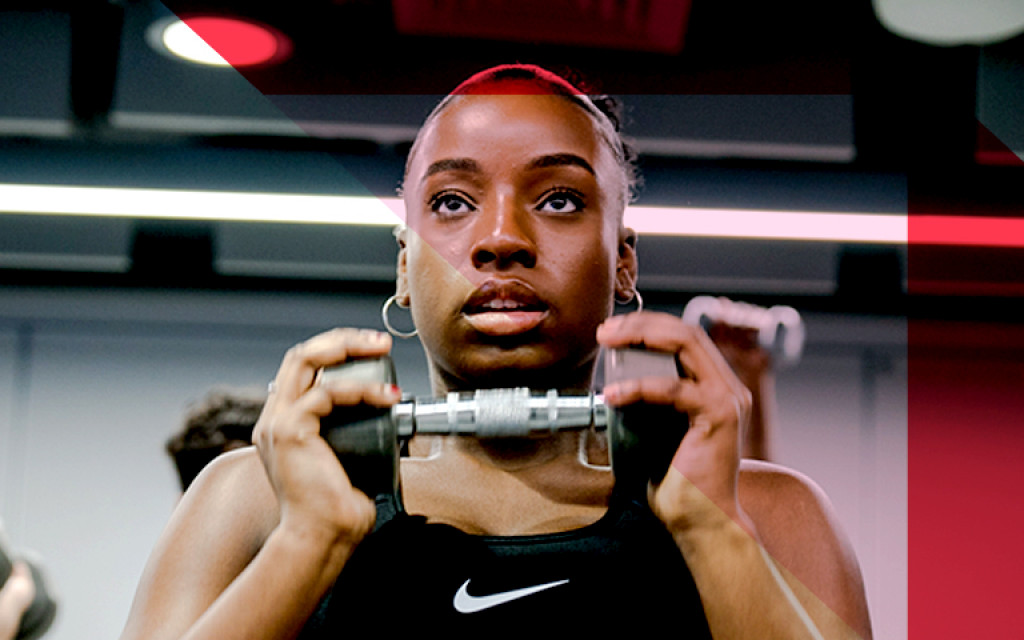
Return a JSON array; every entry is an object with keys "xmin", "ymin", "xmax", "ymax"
[{"xmin": 1, "ymin": 1, "xmax": 1022, "ymax": 321}]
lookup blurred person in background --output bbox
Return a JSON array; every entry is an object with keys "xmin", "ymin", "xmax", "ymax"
[{"xmin": 166, "ymin": 388, "xmax": 265, "ymax": 492}]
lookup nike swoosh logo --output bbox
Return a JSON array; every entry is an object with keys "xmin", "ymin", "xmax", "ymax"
[{"xmin": 453, "ymin": 578, "xmax": 570, "ymax": 613}]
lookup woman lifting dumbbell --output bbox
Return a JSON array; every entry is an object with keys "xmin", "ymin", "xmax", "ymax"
[{"xmin": 120, "ymin": 65, "xmax": 872, "ymax": 639}]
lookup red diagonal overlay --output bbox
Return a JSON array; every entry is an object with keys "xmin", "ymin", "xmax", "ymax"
[{"xmin": 909, "ymin": 122, "xmax": 1024, "ymax": 639}]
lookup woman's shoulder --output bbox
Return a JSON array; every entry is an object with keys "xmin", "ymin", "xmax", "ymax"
[
  {"xmin": 119, "ymin": 448, "xmax": 279, "ymax": 640},
  {"xmin": 190, "ymin": 444, "xmax": 267, "ymax": 488},
  {"xmin": 737, "ymin": 462, "xmax": 872, "ymax": 636},
  {"xmin": 178, "ymin": 446, "xmax": 279, "ymax": 552},
  {"xmin": 738, "ymin": 458, "xmax": 829, "ymax": 501},
  {"xmin": 737, "ymin": 459, "xmax": 868, "ymax": 617},
  {"xmin": 737, "ymin": 458, "xmax": 846, "ymax": 541}
]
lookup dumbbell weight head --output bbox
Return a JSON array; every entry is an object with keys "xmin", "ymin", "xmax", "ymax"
[
  {"xmin": 0, "ymin": 535, "xmax": 58, "ymax": 640},
  {"xmin": 603, "ymin": 348, "xmax": 689, "ymax": 499},
  {"xmin": 16, "ymin": 555, "xmax": 58, "ymax": 640},
  {"xmin": 319, "ymin": 357, "xmax": 402, "ymax": 506},
  {"xmin": 0, "ymin": 540, "xmax": 9, "ymax": 586}
]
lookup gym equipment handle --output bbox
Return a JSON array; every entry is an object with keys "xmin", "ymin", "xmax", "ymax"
[
  {"xmin": 394, "ymin": 389, "xmax": 608, "ymax": 438},
  {"xmin": 319, "ymin": 350, "xmax": 687, "ymax": 501}
]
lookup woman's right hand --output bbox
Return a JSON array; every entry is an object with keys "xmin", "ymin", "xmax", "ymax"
[
  {"xmin": 119, "ymin": 328, "xmax": 398, "ymax": 640},
  {"xmin": 253, "ymin": 328, "xmax": 400, "ymax": 547}
]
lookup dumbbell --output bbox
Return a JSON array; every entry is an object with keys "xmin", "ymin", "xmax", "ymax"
[
  {"xmin": 319, "ymin": 348, "xmax": 687, "ymax": 502},
  {"xmin": 681, "ymin": 295, "xmax": 805, "ymax": 368},
  {"xmin": 0, "ymin": 532, "xmax": 58, "ymax": 640}
]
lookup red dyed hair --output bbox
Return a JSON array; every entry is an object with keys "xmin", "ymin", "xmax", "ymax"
[{"xmin": 448, "ymin": 63, "xmax": 586, "ymax": 96}]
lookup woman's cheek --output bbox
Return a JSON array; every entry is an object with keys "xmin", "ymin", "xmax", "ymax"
[{"xmin": 407, "ymin": 242, "xmax": 470, "ymax": 333}]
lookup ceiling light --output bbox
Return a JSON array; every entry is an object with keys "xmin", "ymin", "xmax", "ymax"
[
  {"xmin": 150, "ymin": 16, "xmax": 292, "ymax": 67},
  {"xmin": 0, "ymin": 184, "xmax": 397, "ymax": 226},
  {"xmin": 624, "ymin": 207, "xmax": 906, "ymax": 244},
  {"xmin": 873, "ymin": 0, "xmax": 1024, "ymax": 45},
  {"xmin": 2, "ymin": 183, "xmax": 1022, "ymax": 248}
]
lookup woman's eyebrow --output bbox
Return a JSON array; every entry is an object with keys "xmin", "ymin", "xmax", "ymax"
[
  {"xmin": 421, "ymin": 153, "xmax": 595, "ymax": 183},
  {"xmin": 422, "ymin": 158, "xmax": 482, "ymax": 181},
  {"xmin": 527, "ymin": 153, "xmax": 595, "ymax": 175}
]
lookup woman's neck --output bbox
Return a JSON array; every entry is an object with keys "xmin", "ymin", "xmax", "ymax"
[{"xmin": 452, "ymin": 431, "xmax": 581, "ymax": 471}]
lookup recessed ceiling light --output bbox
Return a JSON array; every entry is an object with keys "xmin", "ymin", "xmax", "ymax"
[
  {"xmin": 873, "ymin": 0, "xmax": 1024, "ymax": 45},
  {"xmin": 7, "ymin": 183, "xmax": 1023, "ymax": 248},
  {"xmin": 149, "ymin": 16, "xmax": 292, "ymax": 68}
]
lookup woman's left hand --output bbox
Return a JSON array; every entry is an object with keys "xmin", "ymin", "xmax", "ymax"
[{"xmin": 597, "ymin": 311, "xmax": 753, "ymax": 533}]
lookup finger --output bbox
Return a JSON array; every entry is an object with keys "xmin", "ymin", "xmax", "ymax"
[
  {"xmin": 604, "ymin": 370, "xmax": 751, "ymax": 432},
  {"xmin": 315, "ymin": 380, "xmax": 403, "ymax": 412},
  {"xmin": 599, "ymin": 312, "xmax": 731, "ymax": 384},
  {"xmin": 255, "ymin": 381, "xmax": 400, "ymax": 449},
  {"xmin": 270, "ymin": 329, "xmax": 392, "ymax": 403},
  {"xmin": 598, "ymin": 311, "xmax": 681, "ymax": 351},
  {"xmin": 603, "ymin": 375, "xmax": 701, "ymax": 415}
]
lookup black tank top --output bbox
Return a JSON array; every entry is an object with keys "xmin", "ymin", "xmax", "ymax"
[{"xmin": 300, "ymin": 493, "xmax": 712, "ymax": 638}]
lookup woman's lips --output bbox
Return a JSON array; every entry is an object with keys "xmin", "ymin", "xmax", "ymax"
[
  {"xmin": 464, "ymin": 308, "xmax": 548, "ymax": 335},
  {"xmin": 461, "ymin": 280, "xmax": 549, "ymax": 336}
]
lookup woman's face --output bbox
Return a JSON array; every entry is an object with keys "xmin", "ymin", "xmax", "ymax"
[{"xmin": 399, "ymin": 93, "xmax": 636, "ymax": 391}]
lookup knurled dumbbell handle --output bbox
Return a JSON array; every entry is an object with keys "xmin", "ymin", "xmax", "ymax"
[{"xmin": 394, "ymin": 390, "xmax": 609, "ymax": 439}]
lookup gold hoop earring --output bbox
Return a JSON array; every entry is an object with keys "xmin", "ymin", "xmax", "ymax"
[{"xmin": 382, "ymin": 295, "xmax": 418, "ymax": 339}]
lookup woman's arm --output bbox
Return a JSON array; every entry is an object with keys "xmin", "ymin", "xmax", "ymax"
[
  {"xmin": 654, "ymin": 461, "xmax": 871, "ymax": 640},
  {"xmin": 598, "ymin": 312, "xmax": 871, "ymax": 640},
  {"xmin": 119, "ymin": 448, "xmax": 362, "ymax": 640},
  {"xmin": 120, "ymin": 329, "xmax": 398, "ymax": 640},
  {"xmin": 706, "ymin": 319, "xmax": 778, "ymax": 462},
  {"xmin": 739, "ymin": 460, "xmax": 872, "ymax": 638}
]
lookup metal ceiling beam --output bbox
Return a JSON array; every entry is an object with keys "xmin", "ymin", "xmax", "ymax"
[{"xmin": 69, "ymin": 0, "xmax": 124, "ymax": 128}]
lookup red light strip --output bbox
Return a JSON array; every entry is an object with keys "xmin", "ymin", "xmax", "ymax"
[{"xmin": 910, "ymin": 215, "xmax": 1024, "ymax": 248}]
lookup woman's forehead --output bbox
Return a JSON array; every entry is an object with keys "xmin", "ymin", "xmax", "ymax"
[{"xmin": 409, "ymin": 93, "xmax": 610, "ymax": 178}]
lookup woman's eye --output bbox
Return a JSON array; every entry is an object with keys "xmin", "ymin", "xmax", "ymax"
[
  {"xmin": 430, "ymin": 193, "xmax": 475, "ymax": 216},
  {"xmin": 538, "ymin": 191, "xmax": 584, "ymax": 214}
]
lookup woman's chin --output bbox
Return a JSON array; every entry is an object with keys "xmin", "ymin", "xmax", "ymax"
[{"xmin": 443, "ymin": 346, "xmax": 594, "ymax": 392}]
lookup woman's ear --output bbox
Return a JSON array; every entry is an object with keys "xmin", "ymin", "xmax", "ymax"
[
  {"xmin": 394, "ymin": 225, "xmax": 411, "ymax": 306},
  {"xmin": 615, "ymin": 227, "xmax": 639, "ymax": 302}
]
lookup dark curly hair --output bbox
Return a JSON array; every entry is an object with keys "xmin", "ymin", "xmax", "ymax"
[{"xmin": 166, "ymin": 389, "xmax": 265, "ymax": 491}]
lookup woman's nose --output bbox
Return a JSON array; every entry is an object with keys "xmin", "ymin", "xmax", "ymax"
[{"xmin": 470, "ymin": 199, "xmax": 537, "ymax": 270}]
